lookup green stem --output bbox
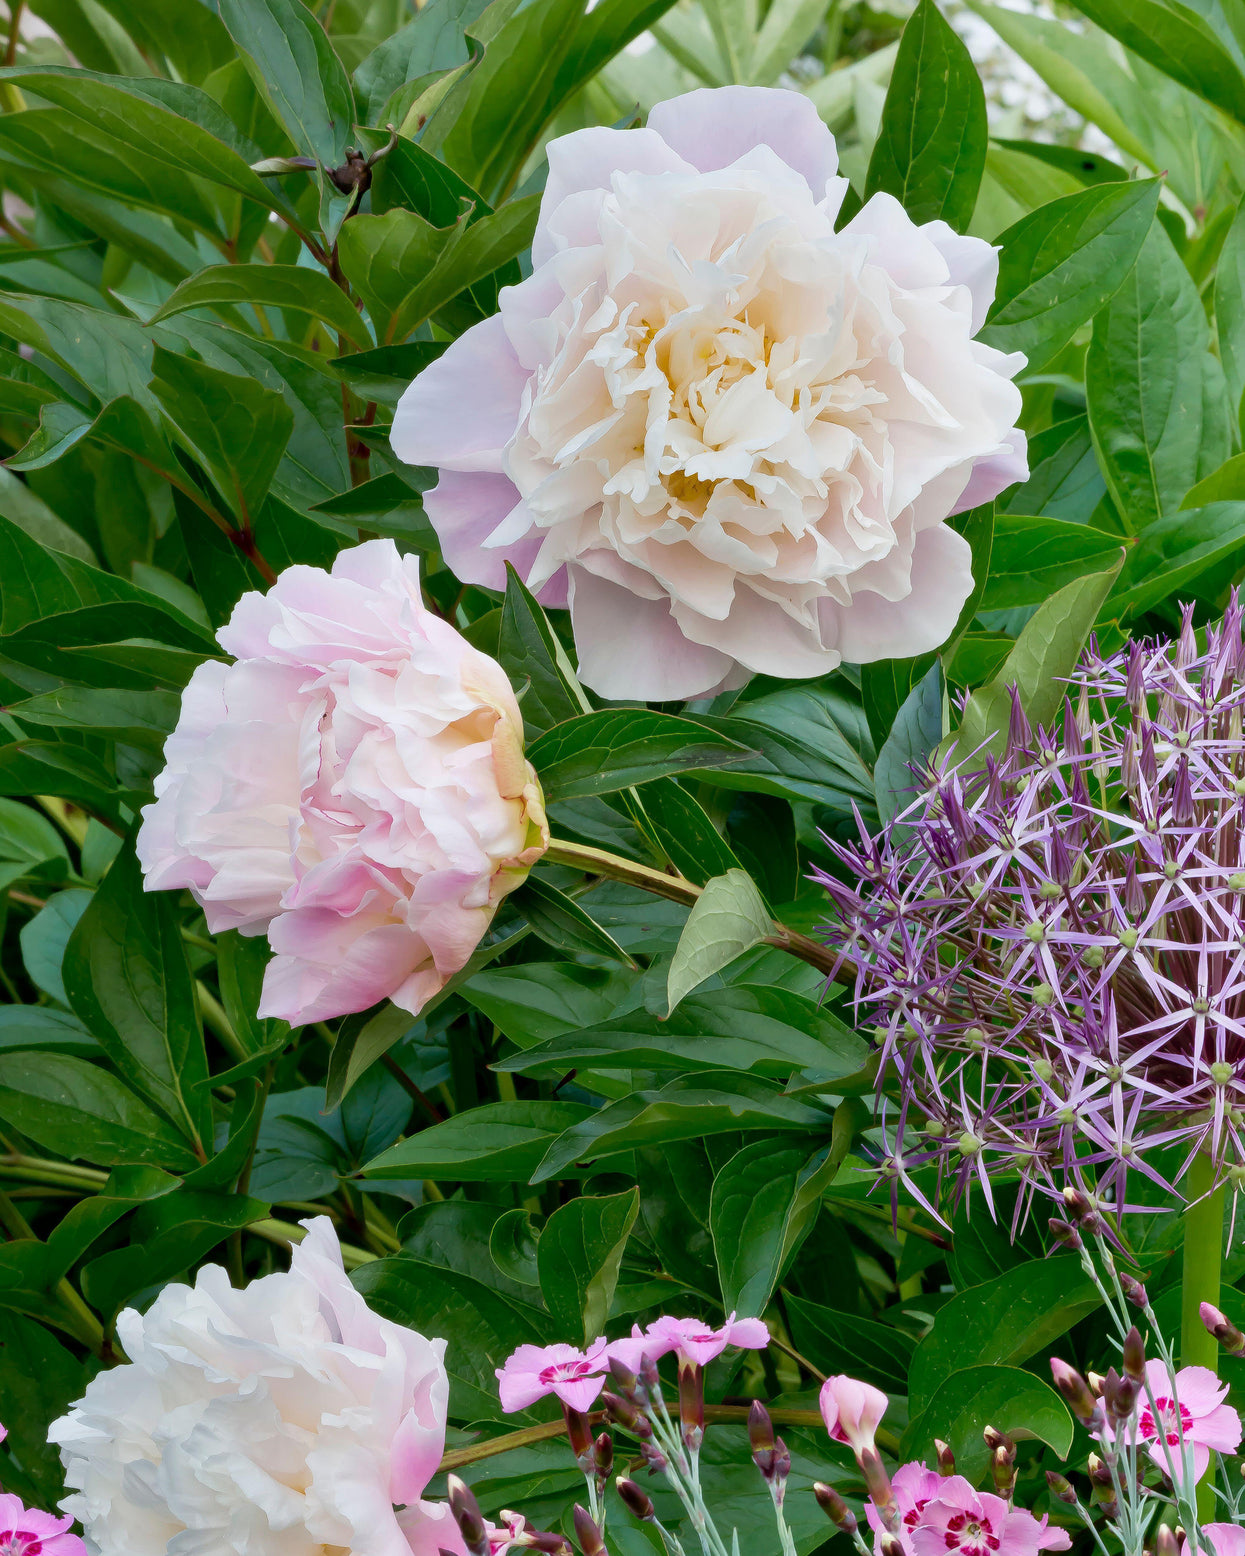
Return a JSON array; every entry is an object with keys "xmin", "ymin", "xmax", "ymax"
[{"xmin": 1181, "ymin": 1150, "xmax": 1224, "ymax": 1521}]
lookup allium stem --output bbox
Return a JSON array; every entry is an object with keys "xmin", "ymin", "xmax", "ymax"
[{"xmin": 1181, "ymin": 1149, "xmax": 1225, "ymax": 1521}]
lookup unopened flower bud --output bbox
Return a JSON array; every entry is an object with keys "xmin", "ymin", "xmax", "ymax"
[
  {"xmin": 750, "ymin": 1400, "xmax": 778, "ymax": 1479},
  {"xmin": 1201, "ymin": 1301, "xmax": 1245, "ymax": 1356},
  {"xmin": 593, "ymin": 1431, "xmax": 613, "ymax": 1482},
  {"xmin": 1050, "ymin": 1358, "xmax": 1099, "ymax": 1426},
  {"xmin": 608, "ymin": 1355, "xmax": 638, "ymax": 1394},
  {"xmin": 934, "ymin": 1439, "xmax": 956, "ymax": 1477},
  {"xmin": 640, "ymin": 1440, "xmax": 667, "ymax": 1474},
  {"xmin": 1104, "ymin": 1367, "xmax": 1138, "ymax": 1421},
  {"xmin": 814, "ymin": 1481, "xmax": 857, "ymax": 1534},
  {"xmin": 1048, "ymin": 1218, "xmax": 1083, "ymax": 1252},
  {"xmin": 679, "ymin": 1360, "xmax": 705, "ymax": 1452},
  {"xmin": 564, "ymin": 1405, "xmax": 594, "ymax": 1462},
  {"xmin": 1062, "ymin": 1186, "xmax": 1094, "ymax": 1222},
  {"xmin": 573, "ymin": 1505, "xmax": 607, "ymax": 1556},
  {"xmin": 1120, "ymin": 1272, "xmax": 1148, "ymax": 1310},
  {"xmin": 1087, "ymin": 1454, "xmax": 1114, "ymax": 1491},
  {"xmin": 881, "ymin": 1538, "xmax": 906, "ymax": 1556},
  {"xmin": 447, "ymin": 1475, "xmax": 490, "ymax": 1556},
  {"xmin": 982, "ymin": 1425, "xmax": 1014, "ymax": 1454},
  {"xmin": 1046, "ymin": 1471, "xmax": 1076, "ymax": 1505},
  {"xmin": 1086, "ymin": 1371, "xmax": 1106, "ymax": 1397},
  {"xmin": 602, "ymin": 1390, "xmax": 652, "ymax": 1439},
  {"xmin": 860, "ymin": 1447, "xmax": 899, "ymax": 1530},
  {"xmin": 1155, "ymin": 1526, "xmax": 1180, "ymax": 1556},
  {"xmin": 992, "ymin": 1445, "xmax": 1016, "ymax": 1497},
  {"xmin": 616, "ymin": 1477, "xmax": 655, "ymax": 1522},
  {"xmin": 1123, "ymin": 1326, "xmax": 1146, "ymax": 1382}
]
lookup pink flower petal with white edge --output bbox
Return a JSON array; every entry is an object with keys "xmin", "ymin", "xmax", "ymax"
[
  {"xmin": 424, "ymin": 470, "xmax": 566, "ymax": 605},
  {"xmin": 391, "ymin": 315, "xmax": 528, "ymax": 474},
  {"xmin": 647, "ymin": 85, "xmax": 840, "ymax": 196}
]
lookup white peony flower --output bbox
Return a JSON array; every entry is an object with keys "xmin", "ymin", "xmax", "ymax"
[
  {"xmin": 392, "ymin": 85, "xmax": 1027, "ymax": 701},
  {"xmin": 48, "ymin": 1219, "xmax": 466, "ymax": 1556}
]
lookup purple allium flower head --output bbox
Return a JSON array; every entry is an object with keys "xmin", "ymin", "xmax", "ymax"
[{"xmin": 817, "ymin": 599, "xmax": 1245, "ymax": 1222}]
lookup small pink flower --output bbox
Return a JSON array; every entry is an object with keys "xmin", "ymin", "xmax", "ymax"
[
  {"xmin": 0, "ymin": 1421, "xmax": 6, "ymax": 1445},
  {"xmin": 613, "ymin": 1313, "xmax": 770, "ymax": 1372},
  {"xmin": 906, "ymin": 1477, "xmax": 1069, "ymax": 1556},
  {"xmin": 0, "ymin": 1493, "xmax": 87, "ymax": 1556},
  {"xmin": 496, "ymin": 1340, "xmax": 610, "ymax": 1413},
  {"xmin": 820, "ymin": 1374, "xmax": 890, "ymax": 1454},
  {"xmin": 1202, "ymin": 1526, "xmax": 1245, "ymax": 1556},
  {"xmin": 1123, "ymin": 1361, "xmax": 1243, "ymax": 1480}
]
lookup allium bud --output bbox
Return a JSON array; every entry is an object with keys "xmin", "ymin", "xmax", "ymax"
[
  {"xmin": 1201, "ymin": 1301, "xmax": 1245, "ymax": 1356},
  {"xmin": 616, "ymin": 1477, "xmax": 655, "ymax": 1522},
  {"xmin": 1123, "ymin": 1326, "xmax": 1146, "ymax": 1382},
  {"xmin": 1048, "ymin": 1218, "xmax": 1083, "ymax": 1252},
  {"xmin": 934, "ymin": 1439, "xmax": 956, "ymax": 1477},
  {"xmin": 573, "ymin": 1505, "xmax": 607, "ymax": 1556},
  {"xmin": 814, "ymin": 1482, "xmax": 858, "ymax": 1534},
  {"xmin": 1046, "ymin": 1472, "xmax": 1076, "ymax": 1505},
  {"xmin": 448, "ymin": 1476, "xmax": 490, "ymax": 1556},
  {"xmin": 1120, "ymin": 1273, "xmax": 1149, "ymax": 1310},
  {"xmin": 1051, "ymin": 1358, "xmax": 1099, "ymax": 1426}
]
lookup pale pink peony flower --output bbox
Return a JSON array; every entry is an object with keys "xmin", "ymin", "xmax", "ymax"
[
  {"xmin": 1113, "ymin": 1361, "xmax": 1243, "ymax": 1480},
  {"xmin": 496, "ymin": 1340, "xmax": 612, "ymax": 1413},
  {"xmin": 901, "ymin": 1475, "xmax": 1070, "ymax": 1556},
  {"xmin": 49, "ymin": 1219, "xmax": 461, "ymax": 1556},
  {"xmin": 819, "ymin": 1374, "xmax": 890, "ymax": 1454},
  {"xmin": 1202, "ymin": 1526, "xmax": 1245, "ymax": 1556},
  {"xmin": 0, "ymin": 1493, "xmax": 88, "ymax": 1556},
  {"xmin": 136, "ymin": 539, "xmax": 548, "ymax": 1024},
  {"xmin": 392, "ymin": 85, "xmax": 1025, "ymax": 700},
  {"xmin": 608, "ymin": 1312, "xmax": 770, "ymax": 1372}
]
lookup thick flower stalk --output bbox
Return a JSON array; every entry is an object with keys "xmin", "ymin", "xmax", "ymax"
[
  {"xmin": 137, "ymin": 539, "xmax": 548, "ymax": 1025},
  {"xmin": 818, "ymin": 600, "xmax": 1245, "ymax": 1224},
  {"xmin": 392, "ymin": 85, "xmax": 1025, "ymax": 700}
]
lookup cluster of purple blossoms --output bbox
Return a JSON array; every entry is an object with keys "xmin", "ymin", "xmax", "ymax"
[{"xmin": 818, "ymin": 598, "xmax": 1245, "ymax": 1221}]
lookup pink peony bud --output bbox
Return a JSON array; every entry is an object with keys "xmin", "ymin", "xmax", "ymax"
[
  {"xmin": 819, "ymin": 1374, "xmax": 889, "ymax": 1455},
  {"xmin": 136, "ymin": 541, "xmax": 548, "ymax": 1025}
]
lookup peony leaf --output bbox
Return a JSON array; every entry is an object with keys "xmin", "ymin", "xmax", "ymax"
[
  {"xmin": 785, "ymin": 1292, "xmax": 915, "ymax": 1392},
  {"xmin": 150, "ymin": 264, "xmax": 374, "ymax": 352},
  {"xmin": 905, "ymin": 1365, "xmax": 1074, "ymax": 1482},
  {"xmin": 361, "ymin": 1099, "xmax": 595, "ymax": 1181},
  {"xmin": 982, "ymin": 514, "xmax": 1128, "ymax": 610},
  {"xmin": 499, "ymin": 563, "xmax": 592, "ymax": 736},
  {"xmin": 528, "ymin": 709, "xmax": 755, "ymax": 801},
  {"xmin": 1217, "ymin": 196, "xmax": 1245, "ymax": 426},
  {"xmin": 1110, "ymin": 502, "xmax": 1245, "ymax": 618},
  {"xmin": 538, "ymin": 1187, "xmax": 639, "ymax": 1343},
  {"xmin": 667, "ymin": 868, "xmax": 772, "ymax": 1013},
  {"xmin": 511, "ymin": 877, "xmax": 637, "ymax": 967},
  {"xmin": 865, "ymin": 0, "xmax": 988, "ymax": 231},
  {"xmin": 874, "ymin": 660, "xmax": 944, "ymax": 826}
]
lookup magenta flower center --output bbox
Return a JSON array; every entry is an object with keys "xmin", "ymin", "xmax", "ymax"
[
  {"xmin": 1138, "ymin": 1396, "xmax": 1193, "ymax": 1446},
  {"xmin": 0, "ymin": 1531, "xmax": 42, "ymax": 1556},
  {"xmin": 540, "ymin": 1359, "xmax": 597, "ymax": 1385},
  {"xmin": 944, "ymin": 1512, "xmax": 1000, "ymax": 1556}
]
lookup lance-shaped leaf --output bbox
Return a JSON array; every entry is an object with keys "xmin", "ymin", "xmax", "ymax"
[
  {"xmin": 667, "ymin": 869, "xmax": 773, "ymax": 1013},
  {"xmin": 528, "ymin": 710, "xmax": 754, "ymax": 801},
  {"xmin": 539, "ymin": 1188, "xmax": 639, "ymax": 1344},
  {"xmin": 151, "ymin": 265, "xmax": 373, "ymax": 351}
]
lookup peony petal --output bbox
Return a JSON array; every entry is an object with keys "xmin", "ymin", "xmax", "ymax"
[
  {"xmin": 423, "ymin": 470, "xmax": 568, "ymax": 607},
  {"xmin": 391, "ymin": 314, "xmax": 528, "ymax": 474},
  {"xmin": 647, "ymin": 85, "xmax": 840, "ymax": 195},
  {"xmin": 831, "ymin": 523, "xmax": 973, "ymax": 664},
  {"xmin": 953, "ymin": 428, "xmax": 1029, "ymax": 513}
]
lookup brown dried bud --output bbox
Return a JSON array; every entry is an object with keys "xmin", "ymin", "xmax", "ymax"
[
  {"xmin": 1201, "ymin": 1302, "xmax": 1245, "ymax": 1357},
  {"xmin": 573, "ymin": 1505, "xmax": 607, "ymax": 1556},
  {"xmin": 616, "ymin": 1477, "xmax": 656, "ymax": 1522},
  {"xmin": 935, "ymin": 1439, "xmax": 956, "ymax": 1477},
  {"xmin": 447, "ymin": 1475, "xmax": 490, "ymax": 1556},
  {"xmin": 1048, "ymin": 1217, "xmax": 1083, "ymax": 1252},
  {"xmin": 1046, "ymin": 1471, "xmax": 1076, "ymax": 1506},
  {"xmin": 1123, "ymin": 1326, "xmax": 1146, "ymax": 1382},
  {"xmin": 1050, "ymin": 1358, "xmax": 1100, "ymax": 1426}
]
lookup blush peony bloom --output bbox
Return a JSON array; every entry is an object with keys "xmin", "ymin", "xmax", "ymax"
[
  {"xmin": 392, "ymin": 85, "xmax": 1025, "ymax": 700},
  {"xmin": 496, "ymin": 1340, "xmax": 612, "ymax": 1413},
  {"xmin": 0, "ymin": 1493, "xmax": 88, "ymax": 1556},
  {"xmin": 48, "ymin": 1219, "xmax": 464, "ymax": 1556},
  {"xmin": 819, "ymin": 1374, "xmax": 890, "ymax": 1454},
  {"xmin": 136, "ymin": 539, "xmax": 547, "ymax": 1025},
  {"xmin": 1118, "ymin": 1361, "xmax": 1243, "ymax": 1480}
]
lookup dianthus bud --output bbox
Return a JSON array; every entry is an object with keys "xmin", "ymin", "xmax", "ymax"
[
  {"xmin": 679, "ymin": 1360, "xmax": 705, "ymax": 1453},
  {"xmin": 616, "ymin": 1477, "xmax": 656, "ymax": 1522},
  {"xmin": 572, "ymin": 1506, "xmax": 607, "ymax": 1556},
  {"xmin": 607, "ymin": 1355, "xmax": 639, "ymax": 1394},
  {"xmin": 1119, "ymin": 1272, "xmax": 1148, "ymax": 1310},
  {"xmin": 1062, "ymin": 1186, "xmax": 1094, "ymax": 1223},
  {"xmin": 1046, "ymin": 1472, "xmax": 1076, "ymax": 1505},
  {"xmin": 750, "ymin": 1401, "xmax": 775, "ymax": 1458},
  {"xmin": 1050, "ymin": 1358, "xmax": 1099, "ymax": 1426},
  {"xmin": 1048, "ymin": 1218, "xmax": 1083, "ymax": 1252},
  {"xmin": 860, "ymin": 1447, "xmax": 899, "ymax": 1530},
  {"xmin": 564, "ymin": 1406, "xmax": 594, "ymax": 1463},
  {"xmin": 1087, "ymin": 1371, "xmax": 1106, "ymax": 1397},
  {"xmin": 1201, "ymin": 1301, "xmax": 1245, "ymax": 1356},
  {"xmin": 1103, "ymin": 1367, "xmax": 1138, "ymax": 1421},
  {"xmin": 982, "ymin": 1425, "xmax": 1014, "ymax": 1454},
  {"xmin": 593, "ymin": 1431, "xmax": 613, "ymax": 1482},
  {"xmin": 881, "ymin": 1537, "xmax": 906, "ymax": 1556},
  {"xmin": 447, "ymin": 1476, "xmax": 490, "ymax": 1556},
  {"xmin": 991, "ymin": 1445, "xmax": 1016, "ymax": 1498},
  {"xmin": 602, "ymin": 1390, "xmax": 652, "ymax": 1439},
  {"xmin": 1155, "ymin": 1526, "xmax": 1180, "ymax": 1556},
  {"xmin": 1087, "ymin": 1454, "xmax": 1114, "ymax": 1491},
  {"xmin": 639, "ymin": 1440, "xmax": 668, "ymax": 1474},
  {"xmin": 934, "ymin": 1439, "xmax": 956, "ymax": 1477},
  {"xmin": 814, "ymin": 1482, "xmax": 857, "ymax": 1534},
  {"xmin": 1123, "ymin": 1326, "xmax": 1146, "ymax": 1382}
]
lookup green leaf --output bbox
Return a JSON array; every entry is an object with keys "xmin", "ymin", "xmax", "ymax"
[
  {"xmin": 150, "ymin": 265, "xmax": 373, "ymax": 351},
  {"xmin": 0, "ymin": 796, "xmax": 68, "ymax": 875},
  {"xmin": 1087, "ymin": 221, "xmax": 1231, "ymax": 531},
  {"xmin": 1185, "ymin": 455, "xmax": 1245, "ymax": 509},
  {"xmin": 460, "ymin": 963, "xmax": 632, "ymax": 1048},
  {"xmin": 712, "ymin": 1107, "xmax": 860, "ymax": 1316},
  {"xmin": 0, "ymin": 1007, "xmax": 98, "ymax": 1059},
  {"xmin": 667, "ymin": 868, "xmax": 771, "ymax": 1013},
  {"xmin": 352, "ymin": 1258, "xmax": 547, "ymax": 1420},
  {"xmin": 151, "ymin": 345, "xmax": 294, "ymax": 525},
  {"xmin": 982, "ymin": 515, "xmax": 1130, "ymax": 611},
  {"xmin": 555, "ymin": 0, "xmax": 681, "ymax": 96},
  {"xmin": 784, "ymin": 1292, "xmax": 914, "ymax": 1392},
  {"xmin": 362, "ymin": 1099, "xmax": 594, "ymax": 1181},
  {"xmin": 353, "ymin": 0, "xmax": 486, "ymax": 123},
  {"xmin": 494, "ymin": 983, "xmax": 870, "ymax": 1080},
  {"xmin": 873, "ymin": 662, "xmax": 943, "ymax": 826},
  {"xmin": 979, "ymin": 178, "xmax": 1161, "ymax": 371},
  {"xmin": 91, "ymin": 0, "xmax": 235, "ymax": 82},
  {"xmin": 62, "ymin": 838, "xmax": 210, "ymax": 1152},
  {"xmin": 7, "ymin": 687, "xmax": 180, "ymax": 751},
  {"xmin": 908, "ymin": 1255, "xmax": 1099, "ymax": 1405},
  {"xmin": 532, "ymin": 1072, "xmax": 833, "ymax": 1184},
  {"xmin": 499, "ymin": 564, "xmax": 592, "ymax": 736},
  {"xmin": 1064, "ymin": 0, "xmax": 1245, "ymax": 128},
  {"xmin": 630, "ymin": 777, "xmax": 743, "ymax": 888},
  {"xmin": 1217, "ymin": 194, "xmax": 1245, "ymax": 427},
  {"xmin": 1000, "ymin": 416, "xmax": 1107, "ymax": 526},
  {"xmin": 749, "ymin": 0, "xmax": 828, "ymax": 85},
  {"xmin": 539, "ymin": 1188, "xmax": 639, "ymax": 1344},
  {"xmin": 1110, "ymin": 502, "xmax": 1245, "ymax": 616},
  {"xmin": 0, "ymin": 1052, "xmax": 199, "ymax": 1169},
  {"xmin": 218, "ymin": 0, "xmax": 355, "ymax": 167},
  {"xmin": 905, "ymin": 1366, "xmax": 1074, "ymax": 1482},
  {"xmin": 952, "ymin": 557, "xmax": 1123, "ymax": 760},
  {"xmin": 529, "ymin": 711, "xmax": 753, "ymax": 802},
  {"xmin": 18, "ymin": 889, "xmax": 92, "ymax": 1005},
  {"xmin": 511, "ymin": 876, "xmax": 636, "ymax": 965},
  {"xmin": 865, "ymin": 0, "xmax": 987, "ymax": 230}
]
